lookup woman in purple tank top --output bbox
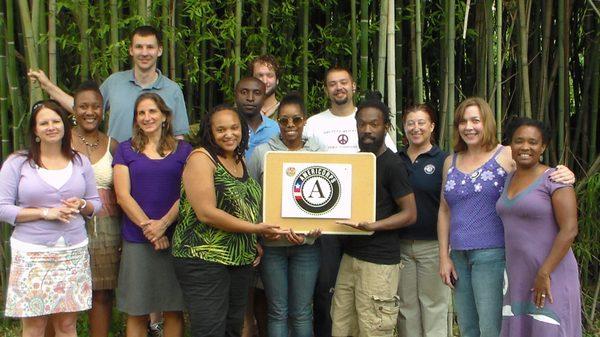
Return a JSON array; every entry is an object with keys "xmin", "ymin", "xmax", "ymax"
[{"xmin": 437, "ymin": 98, "xmax": 574, "ymax": 337}]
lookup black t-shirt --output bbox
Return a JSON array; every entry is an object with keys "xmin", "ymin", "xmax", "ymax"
[
  {"xmin": 397, "ymin": 145, "xmax": 448, "ymax": 240},
  {"xmin": 343, "ymin": 148, "xmax": 413, "ymax": 264}
]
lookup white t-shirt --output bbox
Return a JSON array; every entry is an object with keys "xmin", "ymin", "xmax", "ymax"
[{"xmin": 303, "ymin": 108, "xmax": 397, "ymax": 153}]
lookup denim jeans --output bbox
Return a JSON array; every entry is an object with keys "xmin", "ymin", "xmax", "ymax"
[
  {"xmin": 260, "ymin": 244, "xmax": 320, "ymax": 337},
  {"xmin": 450, "ymin": 248, "xmax": 505, "ymax": 337},
  {"xmin": 313, "ymin": 235, "xmax": 343, "ymax": 337}
]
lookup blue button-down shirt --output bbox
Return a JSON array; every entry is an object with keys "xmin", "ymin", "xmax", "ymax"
[
  {"xmin": 246, "ymin": 115, "xmax": 279, "ymax": 161},
  {"xmin": 100, "ymin": 69, "xmax": 190, "ymax": 142}
]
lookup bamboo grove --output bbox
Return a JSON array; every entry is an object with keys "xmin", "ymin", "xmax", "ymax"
[{"xmin": 0, "ymin": 0, "xmax": 599, "ymax": 333}]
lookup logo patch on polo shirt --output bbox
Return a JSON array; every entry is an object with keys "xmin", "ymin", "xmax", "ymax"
[{"xmin": 424, "ymin": 164, "xmax": 435, "ymax": 175}]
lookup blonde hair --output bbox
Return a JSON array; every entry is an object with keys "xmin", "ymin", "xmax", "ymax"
[
  {"xmin": 131, "ymin": 93, "xmax": 177, "ymax": 157},
  {"xmin": 453, "ymin": 97, "xmax": 498, "ymax": 152}
]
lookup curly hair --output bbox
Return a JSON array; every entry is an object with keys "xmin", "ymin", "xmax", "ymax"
[
  {"xmin": 356, "ymin": 91, "xmax": 392, "ymax": 129},
  {"xmin": 248, "ymin": 55, "xmax": 280, "ymax": 79},
  {"xmin": 197, "ymin": 104, "xmax": 249, "ymax": 163},
  {"xmin": 503, "ymin": 117, "xmax": 552, "ymax": 146}
]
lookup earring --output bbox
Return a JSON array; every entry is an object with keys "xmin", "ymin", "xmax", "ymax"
[
  {"xmin": 35, "ymin": 136, "xmax": 40, "ymax": 143},
  {"xmin": 162, "ymin": 121, "xmax": 166, "ymax": 128}
]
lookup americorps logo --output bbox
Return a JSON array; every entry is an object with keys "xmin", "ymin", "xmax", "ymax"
[{"xmin": 292, "ymin": 166, "xmax": 341, "ymax": 215}]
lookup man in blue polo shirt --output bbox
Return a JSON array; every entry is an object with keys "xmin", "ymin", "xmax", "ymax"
[
  {"xmin": 234, "ymin": 77, "xmax": 279, "ymax": 160},
  {"xmin": 29, "ymin": 26, "xmax": 189, "ymax": 142}
]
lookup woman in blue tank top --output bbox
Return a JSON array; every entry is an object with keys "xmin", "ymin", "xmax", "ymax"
[{"xmin": 437, "ymin": 97, "xmax": 574, "ymax": 337}]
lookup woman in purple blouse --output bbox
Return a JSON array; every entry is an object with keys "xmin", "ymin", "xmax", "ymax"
[
  {"xmin": 113, "ymin": 92, "xmax": 191, "ymax": 337},
  {"xmin": 0, "ymin": 100, "xmax": 101, "ymax": 337}
]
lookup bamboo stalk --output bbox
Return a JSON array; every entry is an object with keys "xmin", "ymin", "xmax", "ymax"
[
  {"xmin": 496, "ymin": 0, "xmax": 502, "ymax": 141},
  {"xmin": 414, "ymin": 0, "xmax": 423, "ymax": 103},
  {"xmin": 162, "ymin": 0, "xmax": 169, "ymax": 73},
  {"xmin": 475, "ymin": 2, "xmax": 486, "ymax": 98},
  {"xmin": 351, "ymin": 0, "xmax": 357, "ymax": 79},
  {"xmin": 537, "ymin": 0, "xmax": 552, "ymax": 120},
  {"xmin": 448, "ymin": 0, "xmax": 456, "ymax": 148},
  {"xmin": 1, "ymin": 5, "xmax": 10, "ymax": 159},
  {"xmin": 395, "ymin": 1, "xmax": 403, "ymax": 120},
  {"xmin": 376, "ymin": 0, "xmax": 388, "ymax": 97},
  {"xmin": 302, "ymin": 0, "xmax": 309, "ymax": 99},
  {"xmin": 48, "ymin": 0, "xmax": 57, "ymax": 82},
  {"xmin": 79, "ymin": 0, "xmax": 89, "ymax": 81},
  {"xmin": 234, "ymin": 0, "xmax": 242, "ymax": 85},
  {"xmin": 261, "ymin": 0, "xmax": 269, "ymax": 54},
  {"xmin": 360, "ymin": 0, "xmax": 369, "ymax": 90},
  {"xmin": 5, "ymin": 0, "xmax": 23, "ymax": 149},
  {"xmin": 31, "ymin": 0, "xmax": 40, "ymax": 45},
  {"xmin": 558, "ymin": 0, "xmax": 566, "ymax": 161},
  {"xmin": 486, "ymin": 0, "xmax": 494, "ymax": 103},
  {"xmin": 387, "ymin": 0, "xmax": 396, "ymax": 143},
  {"xmin": 199, "ymin": 21, "xmax": 207, "ymax": 117},
  {"xmin": 517, "ymin": 0, "xmax": 532, "ymax": 117},
  {"xmin": 439, "ymin": 0, "xmax": 449, "ymax": 149},
  {"xmin": 38, "ymin": 0, "xmax": 48, "ymax": 75},
  {"xmin": 169, "ymin": 0, "xmax": 176, "ymax": 79},
  {"xmin": 17, "ymin": 0, "xmax": 43, "ymax": 106},
  {"xmin": 110, "ymin": 0, "xmax": 119, "ymax": 72},
  {"xmin": 589, "ymin": 29, "xmax": 599, "ymax": 161},
  {"xmin": 99, "ymin": 0, "xmax": 107, "ymax": 54}
]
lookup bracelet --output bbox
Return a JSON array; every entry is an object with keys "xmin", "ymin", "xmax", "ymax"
[
  {"xmin": 80, "ymin": 199, "xmax": 87, "ymax": 210},
  {"xmin": 41, "ymin": 208, "xmax": 49, "ymax": 220}
]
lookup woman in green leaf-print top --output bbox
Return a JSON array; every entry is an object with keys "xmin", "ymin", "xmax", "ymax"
[{"xmin": 171, "ymin": 104, "xmax": 288, "ymax": 337}]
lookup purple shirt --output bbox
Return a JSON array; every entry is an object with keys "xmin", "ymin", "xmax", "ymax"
[
  {"xmin": 112, "ymin": 140, "xmax": 192, "ymax": 243},
  {"xmin": 443, "ymin": 147, "xmax": 506, "ymax": 250},
  {"xmin": 0, "ymin": 153, "xmax": 102, "ymax": 246}
]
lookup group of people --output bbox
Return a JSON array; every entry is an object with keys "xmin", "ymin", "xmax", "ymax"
[{"xmin": 0, "ymin": 24, "xmax": 583, "ymax": 337}]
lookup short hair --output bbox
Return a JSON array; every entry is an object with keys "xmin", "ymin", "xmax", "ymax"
[
  {"xmin": 356, "ymin": 91, "xmax": 392, "ymax": 127},
  {"xmin": 197, "ymin": 104, "xmax": 249, "ymax": 163},
  {"xmin": 278, "ymin": 91, "xmax": 306, "ymax": 116},
  {"xmin": 453, "ymin": 97, "xmax": 498, "ymax": 152},
  {"xmin": 130, "ymin": 26, "xmax": 162, "ymax": 46},
  {"xmin": 26, "ymin": 100, "xmax": 79, "ymax": 168},
  {"xmin": 504, "ymin": 117, "xmax": 552, "ymax": 146},
  {"xmin": 402, "ymin": 104, "xmax": 436, "ymax": 125},
  {"xmin": 73, "ymin": 80, "xmax": 103, "ymax": 105},
  {"xmin": 235, "ymin": 76, "xmax": 266, "ymax": 92},
  {"xmin": 402, "ymin": 103, "xmax": 437, "ymax": 144},
  {"xmin": 248, "ymin": 55, "xmax": 280, "ymax": 79},
  {"xmin": 131, "ymin": 93, "xmax": 176, "ymax": 157},
  {"xmin": 324, "ymin": 65, "xmax": 354, "ymax": 83}
]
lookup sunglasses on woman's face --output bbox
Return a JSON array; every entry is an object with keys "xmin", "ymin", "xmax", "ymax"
[{"xmin": 277, "ymin": 116, "xmax": 304, "ymax": 127}]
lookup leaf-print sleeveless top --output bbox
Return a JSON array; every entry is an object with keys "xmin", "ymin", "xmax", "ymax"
[
  {"xmin": 443, "ymin": 146, "xmax": 506, "ymax": 250},
  {"xmin": 172, "ymin": 151, "xmax": 262, "ymax": 266}
]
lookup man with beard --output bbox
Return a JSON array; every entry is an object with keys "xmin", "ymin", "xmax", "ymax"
[
  {"xmin": 303, "ymin": 66, "xmax": 396, "ymax": 153},
  {"xmin": 28, "ymin": 26, "xmax": 189, "ymax": 143},
  {"xmin": 234, "ymin": 77, "xmax": 279, "ymax": 161},
  {"xmin": 330, "ymin": 93, "xmax": 416, "ymax": 337},
  {"xmin": 305, "ymin": 66, "xmax": 397, "ymax": 337},
  {"xmin": 249, "ymin": 55, "xmax": 280, "ymax": 118}
]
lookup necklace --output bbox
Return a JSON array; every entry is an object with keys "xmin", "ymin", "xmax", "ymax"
[{"xmin": 76, "ymin": 131, "xmax": 100, "ymax": 150}]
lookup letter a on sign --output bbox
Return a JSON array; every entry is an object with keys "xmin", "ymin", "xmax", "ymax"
[{"xmin": 308, "ymin": 180, "xmax": 325, "ymax": 199}]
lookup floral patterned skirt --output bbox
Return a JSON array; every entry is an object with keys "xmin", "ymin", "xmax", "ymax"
[{"xmin": 4, "ymin": 243, "xmax": 92, "ymax": 317}]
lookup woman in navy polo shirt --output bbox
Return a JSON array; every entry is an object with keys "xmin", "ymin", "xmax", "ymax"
[{"xmin": 396, "ymin": 104, "xmax": 451, "ymax": 337}]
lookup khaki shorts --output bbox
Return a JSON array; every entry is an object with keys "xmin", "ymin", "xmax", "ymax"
[{"xmin": 331, "ymin": 254, "xmax": 401, "ymax": 337}]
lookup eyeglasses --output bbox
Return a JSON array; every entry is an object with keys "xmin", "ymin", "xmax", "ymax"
[{"xmin": 277, "ymin": 116, "xmax": 304, "ymax": 127}]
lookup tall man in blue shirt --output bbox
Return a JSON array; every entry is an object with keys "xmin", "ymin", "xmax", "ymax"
[
  {"xmin": 234, "ymin": 77, "xmax": 279, "ymax": 161},
  {"xmin": 29, "ymin": 26, "xmax": 189, "ymax": 142}
]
